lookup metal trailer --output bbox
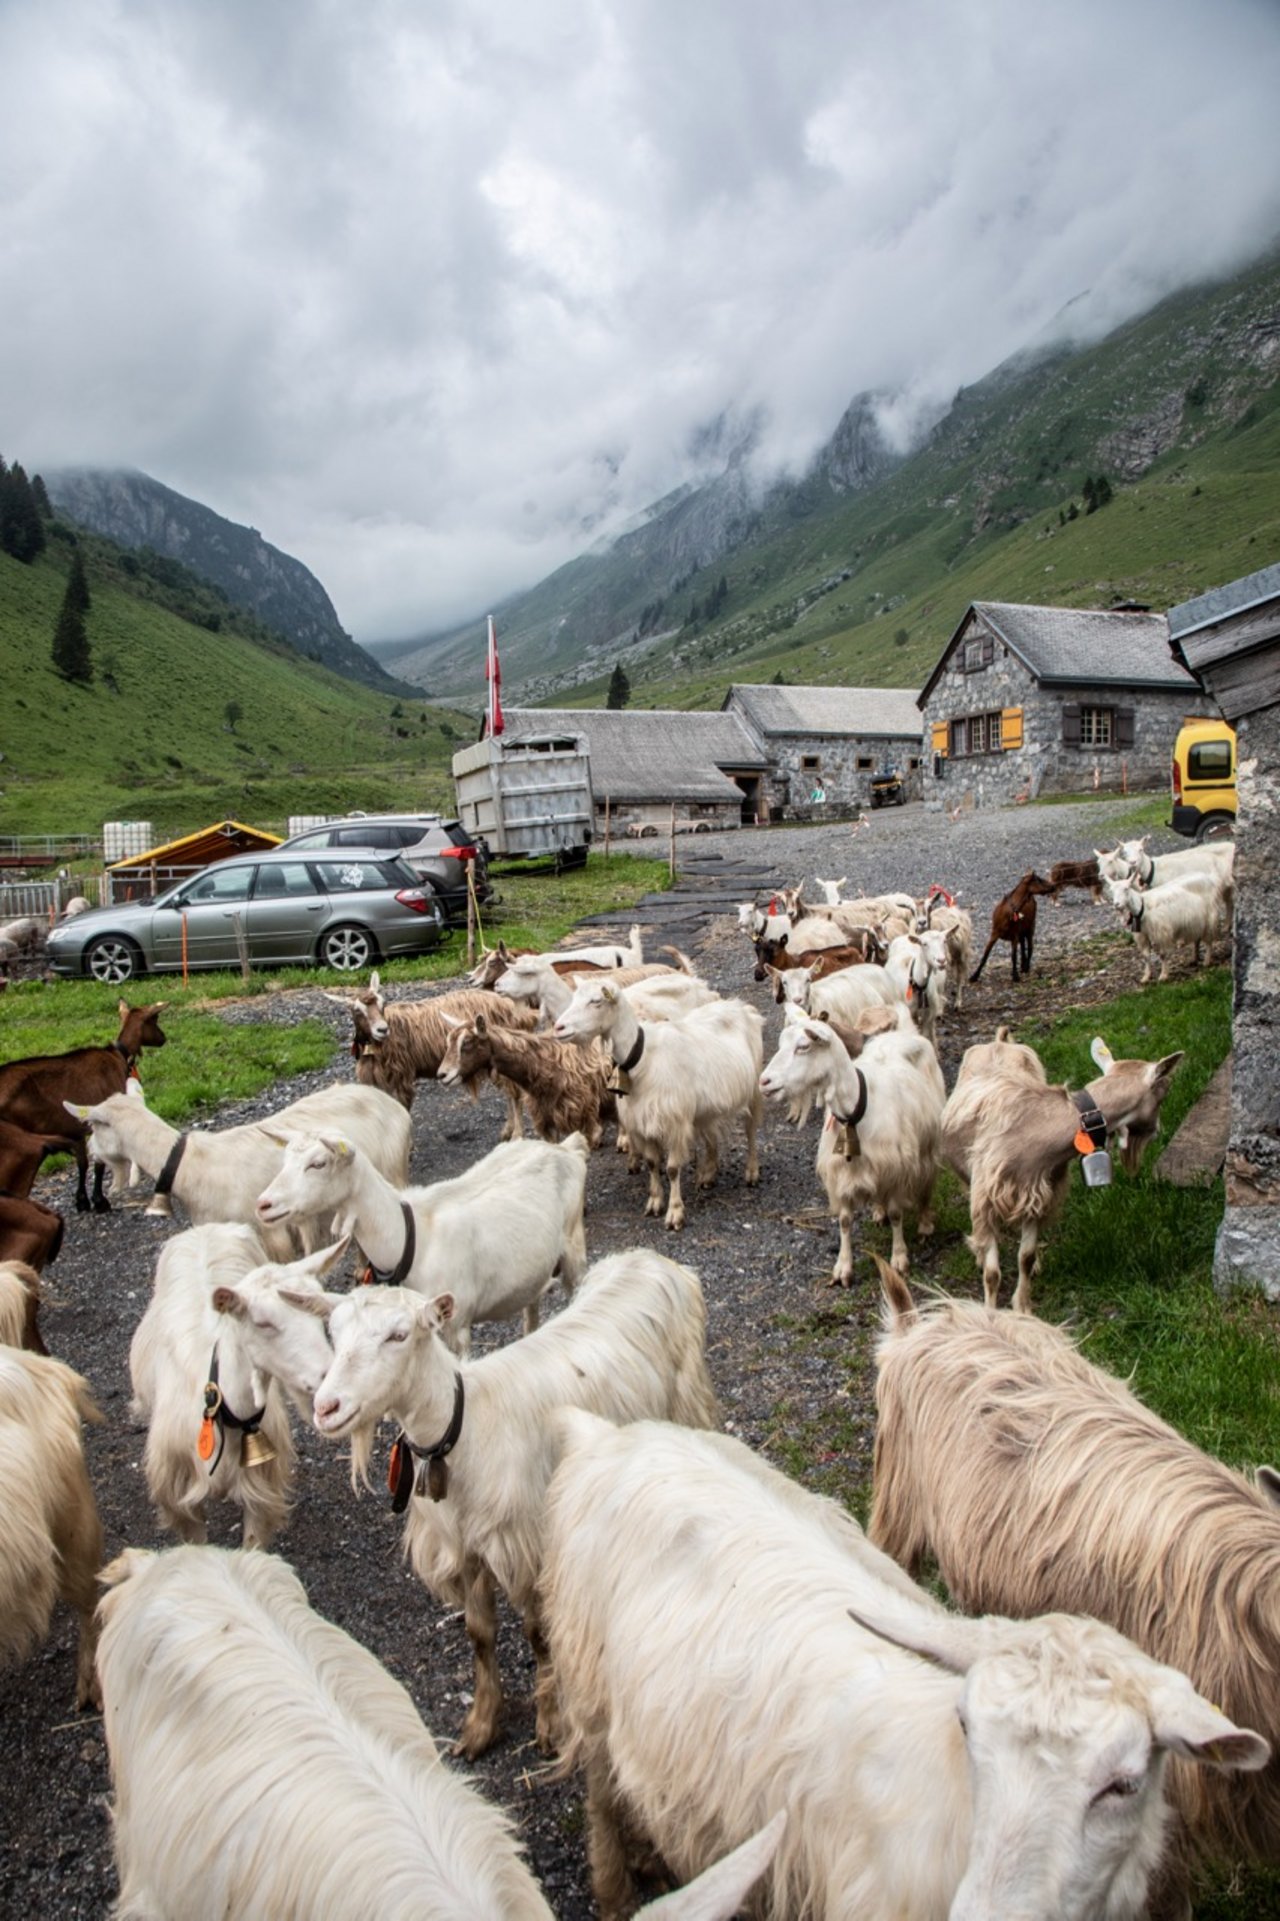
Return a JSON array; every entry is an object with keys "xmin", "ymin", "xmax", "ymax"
[{"xmin": 451, "ymin": 732, "xmax": 594, "ymax": 864}]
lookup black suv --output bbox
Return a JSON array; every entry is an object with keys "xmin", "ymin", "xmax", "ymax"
[{"xmin": 278, "ymin": 815, "xmax": 492, "ymax": 921}]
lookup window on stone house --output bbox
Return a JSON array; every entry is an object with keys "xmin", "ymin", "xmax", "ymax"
[
  {"xmin": 1080, "ymin": 706, "xmax": 1114, "ymax": 748},
  {"xmin": 856, "ymin": 756, "xmax": 873, "ymax": 770},
  {"xmin": 948, "ymin": 710, "xmax": 1004, "ymax": 758},
  {"xmin": 801, "ymin": 755, "xmax": 821, "ymax": 771}
]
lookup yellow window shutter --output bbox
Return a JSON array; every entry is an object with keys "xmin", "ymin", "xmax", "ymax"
[
  {"xmin": 930, "ymin": 721, "xmax": 949, "ymax": 757},
  {"xmin": 1001, "ymin": 707, "xmax": 1023, "ymax": 750}
]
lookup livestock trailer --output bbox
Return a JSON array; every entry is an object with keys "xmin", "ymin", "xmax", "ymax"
[{"xmin": 451, "ymin": 732, "xmax": 593, "ymax": 865}]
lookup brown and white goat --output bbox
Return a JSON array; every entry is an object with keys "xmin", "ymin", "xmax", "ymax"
[
  {"xmin": 752, "ymin": 929, "xmax": 881, "ymax": 983},
  {"xmin": 438, "ymin": 1015, "xmax": 616, "ymax": 1147},
  {"xmin": 869, "ymin": 1275, "xmax": 1280, "ymax": 1916},
  {"xmin": 941, "ymin": 1029, "xmax": 1182, "ymax": 1311},
  {"xmin": 0, "ymin": 1000, "xmax": 168, "ymax": 1211},
  {"xmin": 329, "ymin": 973, "xmax": 538, "ymax": 1135},
  {"xmin": 968, "ymin": 871, "xmax": 1056, "ymax": 984}
]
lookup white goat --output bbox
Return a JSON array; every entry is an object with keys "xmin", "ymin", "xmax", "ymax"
[
  {"xmin": 495, "ymin": 952, "xmax": 716, "ymax": 1024},
  {"xmin": 69, "ymin": 1081, "xmax": 411, "ymax": 1258},
  {"xmin": 0, "ymin": 915, "xmax": 39, "ymax": 955},
  {"xmin": 1097, "ymin": 836, "xmax": 1234, "ymax": 891},
  {"xmin": 811, "ymin": 875, "xmax": 848, "ymax": 904},
  {"xmin": 0, "ymin": 1346, "xmax": 102, "ymax": 1707},
  {"xmin": 914, "ymin": 895, "xmax": 974, "ymax": 1009},
  {"xmin": 129, "ymin": 1223, "xmax": 345, "ymax": 1550},
  {"xmin": 553, "ymin": 981, "xmax": 763, "ymax": 1230},
  {"xmin": 540, "ymin": 1412, "xmax": 1268, "ymax": 1921},
  {"xmin": 884, "ymin": 933, "xmax": 945, "ymax": 1046},
  {"xmin": 257, "ymin": 1132, "xmax": 588, "ymax": 1354},
  {"xmin": 777, "ymin": 960, "xmax": 904, "ymax": 1027},
  {"xmin": 1105, "ymin": 870, "xmax": 1232, "ymax": 982},
  {"xmin": 297, "ymin": 1249, "xmax": 719, "ymax": 1757},
  {"xmin": 545, "ymin": 923, "xmax": 646, "ymax": 968},
  {"xmin": 60, "ymin": 895, "xmax": 92, "ymax": 920},
  {"xmin": 98, "ymin": 1544, "xmax": 784, "ymax": 1921},
  {"xmin": 941, "ymin": 1030, "xmax": 1183, "ymax": 1310},
  {"xmin": 761, "ymin": 1009, "xmax": 944, "ymax": 1280}
]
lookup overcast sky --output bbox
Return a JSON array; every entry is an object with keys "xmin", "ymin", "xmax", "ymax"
[{"xmin": 3, "ymin": 0, "xmax": 1279, "ymax": 647}]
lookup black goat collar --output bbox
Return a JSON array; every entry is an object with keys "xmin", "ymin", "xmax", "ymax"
[
  {"xmin": 616, "ymin": 1026, "xmax": 646, "ymax": 1075},
  {"xmin": 200, "ymin": 1346, "xmax": 267, "ymax": 1475},
  {"xmin": 155, "ymin": 1133, "xmax": 188, "ymax": 1199},
  {"xmin": 388, "ymin": 1370, "xmax": 466, "ymax": 1510},
  {"xmin": 834, "ymin": 1067, "xmax": 868, "ymax": 1130},
  {"xmin": 1071, "ymin": 1090, "xmax": 1108, "ymax": 1151},
  {"xmin": 361, "ymin": 1202, "xmax": 417, "ymax": 1287}
]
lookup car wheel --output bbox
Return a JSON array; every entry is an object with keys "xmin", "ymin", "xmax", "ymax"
[
  {"xmin": 1196, "ymin": 813, "xmax": 1234, "ymax": 844},
  {"xmin": 86, "ymin": 936, "xmax": 142, "ymax": 984},
  {"xmin": 319, "ymin": 924, "xmax": 378, "ymax": 971}
]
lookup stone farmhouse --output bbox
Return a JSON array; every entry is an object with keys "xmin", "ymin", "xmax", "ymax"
[
  {"xmin": 917, "ymin": 601, "xmax": 1203, "ymax": 808},
  {"xmin": 1168, "ymin": 560, "xmax": 1280, "ymax": 1301},
  {"xmin": 722, "ymin": 684, "xmax": 924, "ymax": 815}
]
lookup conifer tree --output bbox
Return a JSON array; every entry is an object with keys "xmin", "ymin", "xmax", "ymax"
[
  {"xmin": 52, "ymin": 554, "xmax": 93, "ymax": 684},
  {"xmin": 31, "ymin": 472, "xmax": 53, "ymax": 518},
  {"xmin": 0, "ymin": 462, "xmax": 47, "ymax": 563},
  {"xmin": 606, "ymin": 661, "xmax": 631, "ymax": 709}
]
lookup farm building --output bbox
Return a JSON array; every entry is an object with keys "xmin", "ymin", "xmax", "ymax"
[
  {"xmin": 497, "ymin": 707, "xmax": 768, "ymax": 831},
  {"xmin": 1169, "ymin": 560, "xmax": 1280, "ymax": 1301},
  {"xmin": 917, "ymin": 601, "xmax": 1203, "ymax": 808},
  {"xmin": 723, "ymin": 684, "xmax": 924, "ymax": 814},
  {"xmin": 107, "ymin": 819, "xmax": 282, "ymax": 902}
]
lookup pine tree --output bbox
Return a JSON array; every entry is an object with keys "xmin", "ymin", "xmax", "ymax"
[
  {"xmin": 31, "ymin": 472, "xmax": 53, "ymax": 518},
  {"xmin": 52, "ymin": 562, "xmax": 93, "ymax": 684},
  {"xmin": 606, "ymin": 661, "xmax": 631, "ymax": 709},
  {"xmin": 1, "ymin": 462, "xmax": 47, "ymax": 563}
]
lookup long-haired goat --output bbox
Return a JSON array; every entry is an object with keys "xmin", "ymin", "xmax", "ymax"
[
  {"xmin": 941, "ymin": 1029, "xmax": 1182, "ymax": 1311},
  {"xmin": 761, "ymin": 1009, "xmax": 944, "ymax": 1280},
  {"xmin": 541, "ymin": 1411, "xmax": 1265, "ymax": 1921},
  {"xmin": 1105, "ymin": 871, "xmax": 1233, "ymax": 983},
  {"xmin": 438, "ymin": 1015, "xmax": 615, "ymax": 1146},
  {"xmin": 0, "ymin": 1259, "xmax": 46, "ymax": 1353},
  {"xmin": 1097, "ymin": 837, "xmax": 1233, "ymax": 891},
  {"xmin": 97, "ymin": 1544, "xmax": 783, "ymax": 1921},
  {"xmin": 969, "ymin": 871, "xmax": 1056, "ymax": 983},
  {"xmin": 870, "ymin": 1274, "xmax": 1280, "ymax": 1912},
  {"xmin": 0, "ymin": 1346, "xmax": 102, "ymax": 1707},
  {"xmin": 297, "ymin": 1249, "xmax": 719, "ymax": 1757}
]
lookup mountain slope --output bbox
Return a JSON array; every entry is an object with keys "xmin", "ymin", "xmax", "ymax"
[
  {"xmin": 385, "ymin": 250, "xmax": 1280, "ymax": 709},
  {"xmin": 46, "ymin": 468, "xmax": 408, "ymax": 695}
]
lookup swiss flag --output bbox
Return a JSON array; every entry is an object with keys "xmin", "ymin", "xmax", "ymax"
[{"xmin": 484, "ymin": 615, "xmax": 504, "ymax": 738}]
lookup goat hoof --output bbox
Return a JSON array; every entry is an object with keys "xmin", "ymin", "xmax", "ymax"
[
  {"xmin": 454, "ymin": 1718, "xmax": 497, "ymax": 1761},
  {"xmin": 75, "ymin": 1196, "xmax": 91, "ymax": 1213},
  {"xmin": 665, "ymin": 1212, "xmax": 685, "ymax": 1231},
  {"xmin": 93, "ymin": 1198, "xmax": 112, "ymax": 1214}
]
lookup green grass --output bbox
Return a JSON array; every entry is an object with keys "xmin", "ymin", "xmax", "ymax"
[{"xmin": 0, "ymin": 855, "xmax": 669, "ymax": 1126}]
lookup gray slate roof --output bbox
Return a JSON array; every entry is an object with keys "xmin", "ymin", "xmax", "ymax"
[
  {"xmin": 920, "ymin": 600, "xmax": 1198, "ymax": 706},
  {"xmin": 726, "ymin": 683, "xmax": 922, "ymax": 739},
  {"xmin": 499, "ymin": 708, "xmax": 765, "ymax": 805},
  {"xmin": 1168, "ymin": 562, "xmax": 1280, "ymax": 641}
]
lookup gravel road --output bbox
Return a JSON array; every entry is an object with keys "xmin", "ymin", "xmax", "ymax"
[{"xmin": 2, "ymin": 798, "xmax": 1198, "ymax": 1918}]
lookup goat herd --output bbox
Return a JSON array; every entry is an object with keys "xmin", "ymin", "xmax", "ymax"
[{"xmin": 1, "ymin": 822, "xmax": 1272, "ymax": 1921}]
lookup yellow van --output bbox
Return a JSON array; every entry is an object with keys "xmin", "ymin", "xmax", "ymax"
[{"xmin": 1171, "ymin": 717, "xmax": 1236, "ymax": 842}]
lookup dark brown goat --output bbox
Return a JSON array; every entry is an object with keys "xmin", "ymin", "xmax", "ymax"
[
  {"xmin": 0, "ymin": 1120, "xmax": 70, "ymax": 1200},
  {"xmin": 0, "ymin": 1192, "xmax": 65, "ymax": 1272},
  {"xmin": 752, "ymin": 929, "xmax": 882, "ymax": 983},
  {"xmin": 0, "ymin": 1002, "xmax": 168, "ymax": 1212},
  {"xmin": 969, "ymin": 873, "xmax": 1056, "ymax": 984},
  {"xmin": 1047, "ymin": 857, "xmax": 1103, "ymax": 904}
]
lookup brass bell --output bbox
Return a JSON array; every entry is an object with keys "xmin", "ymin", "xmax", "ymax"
[
  {"xmin": 144, "ymin": 1192, "xmax": 174, "ymax": 1218},
  {"xmin": 241, "ymin": 1430, "xmax": 276, "ymax": 1470}
]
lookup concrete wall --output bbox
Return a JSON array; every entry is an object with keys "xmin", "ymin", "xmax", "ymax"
[
  {"xmin": 1214, "ymin": 698, "xmax": 1280, "ymax": 1299},
  {"xmin": 921, "ymin": 634, "xmax": 1190, "ymax": 809}
]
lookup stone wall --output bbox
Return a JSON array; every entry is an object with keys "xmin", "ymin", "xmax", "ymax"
[
  {"xmin": 764, "ymin": 733, "xmax": 924, "ymax": 814},
  {"xmin": 1214, "ymin": 698, "xmax": 1280, "ymax": 1299},
  {"xmin": 921, "ymin": 631, "xmax": 1191, "ymax": 810}
]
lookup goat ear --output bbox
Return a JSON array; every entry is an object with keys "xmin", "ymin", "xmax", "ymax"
[
  {"xmin": 412, "ymin": 1293, "xmax": 454, "ymax": 1329},
  {"xmin": 846, "ymin": 1597, "xmax": 986, "ymax": 1675},
  {"xmin": 117, "ymin": 998, "xmax": 129, "ymax": 1019},
  {"xmin": 322, "ymin": 989, "xmax": 354, "ymax": 1006},
  {"xmin": 212, "ymin": 1285, "xmax": 246, "ymax": 1319},
  {"xmin": 1148, "ymin": 1051, "xmax": 1184, "ymax": 1085},
  {"xmin": 278, "ymin": 1288, "xmax": 340, "ymax": 1320},
  {"xmin": 1255, "ymin": 1466, "xmax": 1280, "ymax": 1508},
  {"xmin": 301, "ymin": 1236, "xmax": 351, "ymax": 1277},
  {"xmin": 63, "ymin": 1100, "xmax": 92, "ymax": 1121},
  {"xmin": 601, "ymin": 982, "xmax": 619, "ymax": 1004},
  {"xmin": 1147, "ymin": 1677, "xmax": 1270, "ymax": 1774},
  {"xmin": 639, "ymin": 1811, "xmax": 787, "ymax": 1921},
  {"xmin": 474, "ymin": 1012, "xmax": 488, "ymax": 1035},
  {"xmin": 1090, "ymin": 1036, "xmax": 1116, "ymax": 1074}
]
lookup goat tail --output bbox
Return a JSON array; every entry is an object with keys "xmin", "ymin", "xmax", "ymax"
[
  {"xmin": 873, "ymin": 1253, "xmax": 916, "ymax": 1330},
  {"xmin": 994, "ymin": 1024, "xmax": 1013, "ymax": 1043},
  {"xmin": 969, "ymin": 936, "xmax": 998, "ymax": 984},
  {"xmin": 658, "ymin": 944, "xmax": 698, "ymax": 975}
]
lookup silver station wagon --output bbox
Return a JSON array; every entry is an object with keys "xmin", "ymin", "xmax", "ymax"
[{"xmin": 45, "ymin": 848, "xmax": 446, "ymax": 983}]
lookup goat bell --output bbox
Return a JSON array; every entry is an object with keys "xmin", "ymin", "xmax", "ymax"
[
  {"xmin": 241, "ymin": 1430, "xmax": 276, "ymax": 1470},
  {"xmin": 143, "ymin": 1192, "xmax": 174, "ymax": 1219},
  {"xmin": 1079, "ymin": 1148, "xmax": 1113, "ymax": 1189}
]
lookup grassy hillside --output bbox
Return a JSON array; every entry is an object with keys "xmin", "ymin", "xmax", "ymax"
[{"xmin": 0, "ymin": 541, "xmax": 472, "ymax": 835}]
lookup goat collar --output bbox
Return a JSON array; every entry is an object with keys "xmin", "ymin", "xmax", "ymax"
[
  {"xmin": 112, "ymin": 1039, "xmax": 141, "ymax": 1074},
  {"xmin": 1071, "ymin": 1090, "xmax": 1108, "ymax": 1153},
  {"xmin": 198, "ymin": 1346, "xmax": 268, "ymax": 1476},
  {"xmin": 833, "ymin": 1066, "xmax": 868, "ymax": 1131},
  {"xmin": 388, "ymin": 1369, "xmax": 466, "ymax": 1510},
  {"xmin": 1135, "ymin": 850, "xmax": 1155, "ymax": 884},
  {"xmin": 615, "ymin": 1026, "xmax": 645, "ymax": 1075},
  {"xmin": 1127, "ymin": 894, "xmax": 1145, "ymax": 928},
  {"xmin": 155, "ymin": 1132, "xmax": 188, "ymax": 1199},
  {"xmin": 361, "ymin": 1201, "xmax": 417, "ymax": 1287}
]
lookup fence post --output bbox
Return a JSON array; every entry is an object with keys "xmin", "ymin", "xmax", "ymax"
[
  {"xmin": 604, "ymin": 794, "xmax": 611, "ymax": 858},
  {"xmin": 466, "ymin": 859, "xmax": 476, "ymax": 969},
  {"xmin": 669, "ymin": 805, "xmax": 677, "ymax": 882},
  {"xmin": 181, "ymin": 912, "xmax": 189, "ymax": 986}
]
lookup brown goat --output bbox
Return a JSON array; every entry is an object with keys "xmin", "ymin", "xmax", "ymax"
[
  {"xmin": 870, "ymin": 1274, "xmax": 1280, "ymax": 1913},
  {"xmin": 0, "ymin": 1002, "xmax": 168, "ymax": 1212},
  {"xmin": 752, "ymin": 929, "xmax": 881, "ymax": 983},
  {"xmin": 0, "ymin": 1260, "xmax": 47, "ymax": 1354},
  {"xmin": 968, "ymin": 871, "xmax": 1056, "ymax": 983},
  {"xmin": 467, "ymin": 940, "xmax": 609, "ymax": 989},
  {"xmin": 1047, "ymin": 856, "xmax": 1104, "ymax": 904},
  {"xmin": 328, "ymin": 976, "xmax": 539, "ymax": 1134},
  {"xmin": 437, "ymin": 1015, "xmax": 616, "ymax": 1147},
  {"xmin": 0, "ymin": 1120, "xmax": 70, "ymax": 1199},
  {"xmin": 0, "ymin": 1194, "xmax": 65, "ymax": 1273},
  {"xmin": 941, "ymin": 1030, "xmax": 1182, "ymax": 1311}
]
